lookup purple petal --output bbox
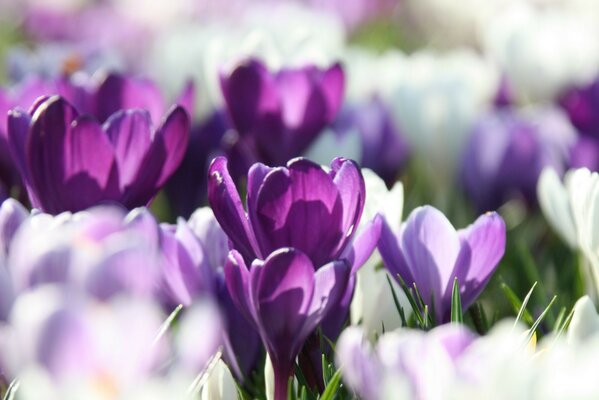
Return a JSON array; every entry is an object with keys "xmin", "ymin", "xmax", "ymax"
[
  {"xmin": 302, "ymin": 259, "xmax": 350, "ymax": 342},
  {"xmin": 6, "ymin": 109, "xmax": 35, "ymax": 202},
  {"xmin": 431, "ymin": 324, "xmax": 476, "ymax": 362},
  {"xmin": 208, "ymin": 157, "xmax": 259, "ymax": 262},
  {"xmin": 377, "ymin": 218, "xmax": 414, "ymax": 286},
  {"xmin": 27, "ymin": 97, "xmax": 118, "ymax": 213},
  {"xmin": 453, "ymin": 212, "xmax": 506, "ymax": 309},
  {"xmin": 335, "ymin": 327, "xmax": 381, "ymax": 400},
  {"xmin": 220, "ymin": 59, "xmax": 280, "ymax": 135},
  {"xmin": 319, "ymin": 63, "xmax": 345, "ymax": 123},
  {"xmin": 331, "ymin": 158, "xmax": 365, "ymax": 257},
  {"xmin": 342, "ymin": 214, "xmax": 382, "ymax": 274},
  {"xmin": 252, "ymin": 158, "xmax": 344, "ymax": 267},
  {"xmin": 399, "ymin": 206, "xmax": 461, "ymax": 317},
  {"xmin": 159, "ymin": 221, "xmax": 210, "ymax": 307},
  {"xmin": 175, "ymin": 80, "xmax": 195, "ymax": 118},
  {"xmin": 223, "ymin": 250, "xmax": 254, "ymax": 325},
  {"xmin": 154, "ymin": 105, "xmax": 190, "ymax": 187},
  {"xmin": 85, "ymin": 247, "xmax": 158, "ymax": 300},
  {"xmin": 104, "ymin": 110, "xmax": 153, "ymax": 191},
  {"xmin": 94, "ymin": 73, "xmax": 166, "ymax": 123},
  {"xmin": 250, "ymin": 248, "xmax": 315, "ymax": 365},
  {"xmin": 246, "ymin": 162, "xmax": 273, "ymax": 225}
]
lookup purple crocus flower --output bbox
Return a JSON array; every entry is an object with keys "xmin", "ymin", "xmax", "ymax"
[
  {"xmin": 225, "ymin": 247, "xmax": 350, "ymax": 400},
  {"xmin": 336, "ymin": 324, "xmax": 476, "ymax": 400},
  {"xmin": 219, "ymin": 58, "xmax": 344, "ymax": 169},
  {"xmin": 378, "ymin": 206, "xmax": 506, "ymax": 322},
  {"xmin": 559, "ymin": 77, "xmax": 599, "ymax": 136},
  {"xmin": 208, "ymin": 156, "xmax": 367, "ymax": 267},
  {"xmin": 330, "ymin": 98, "xmax": 409, "ymax": 186},
  {"xmin": 460, "ymin": 107, "xmax": 576, "ymax": 212},
  {"xmin": 159, "ymin": 208, "xmax": 262, "ymax": 384},
  {"xmin": 6, "ymin": 205, "xmax": 161, "ymax": 303},
  {"xmin": 569, "ymin": 135, "xmax": 599, "ymax": 171},
  {"xmin": 209, "ymin": 155, "xmax": 381, "ymax": 391},
  {"xmin": 6, "ymin": 95, "xmax": 189, "ymax": 213}
]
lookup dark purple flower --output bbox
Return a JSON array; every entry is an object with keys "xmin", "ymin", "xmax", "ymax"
[
  {"xmin": 378, "ymin": 206, "xmax": 506, "ymax": 322},
  {"xmin": 460, "ymin": 107, "xmax": 576, "ymax": 212},
  {"xmin": 559, "ymin": 77, "xmax": 599, "ymax": 136},
  {"xmin": 219, "ymin": 59, "xmax": 344, "ymax": 168},
  {"xmin": 209, "ymin": 155, "xmax": 381, "ymax": 391},
  {"xmin": 330, "ymin": 98, "xmax": 409, "ymax": 185},
  {"xmin": 164, "ymin": 110, "xmax": 230, "ymax": 218},
  {"xmin": 7, "ymin": 96, "xmax": 189, "ymax": 213},
  {"xmin": 225, "ymin": 247, "xmax": 350, "ymax": 400},
  {"xmin": 208, "ymin": 156, "xmax": 366, "ymax": 267}
]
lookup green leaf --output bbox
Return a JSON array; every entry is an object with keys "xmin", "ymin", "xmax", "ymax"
[
  {"xmin": 451, "ymin": 277, "xmax": 463, "ymax": 324},
  {"xmin": 319, "ymin": 369, "xmax": 343, "ymax": 400},
  {"xmin": 469, "ymin": 302, "xmax": 490, "ymax": 334},
  {"xmin": 154, "ymin": 304, "xmax": 183, "ymax": 345},
  {"xmin": 500, "ymin": 281, "xmax": 534, "ymax": 325},
  {"xmin": 386, "ymin": 274, "xmax": 408, "ymax": 327},
  {"xmin": 515, "ymin": 282, "xmax": 537, "ymax": 327},
  {"xmin": 526, "ymin": 295, "xmax": 557, "ymax": 343}
]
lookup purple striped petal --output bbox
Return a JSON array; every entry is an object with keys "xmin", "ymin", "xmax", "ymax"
[
  {"xmin": 208, "ymin": 157, "xmax": 259, "ymax": 262},
  {"xmin": 252, "ymin": 158, "xmax": 344, "ymax": 267},
  {"xmin": 453, "ymin": 212, "xmax": 506, "ymax": 309}
]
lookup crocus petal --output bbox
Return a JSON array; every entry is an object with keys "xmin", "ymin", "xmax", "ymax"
[
  {"xmin": 220, "ymin": 59, "xmax": 280, "ymax": 135},
  {"xmin": 331, "ymin": 158, "xmax": 366, "ymax": 256},
  {"xmin": 175, "ymin": 80, "xmax": 195, "ymax": 118},
  {"xmin": 160, "ymin": 222, "xmax": 208, "ymax": 307},
  {"xmin": 453, "ymin": 212, "xmax": 506, "ymax": 309},
  {"xmin": 94, "ymin": 73, "xmax": 166, "ymax": 123},
  {"xmin": 6, "ymin": 109, "xmax": 31, "ymax": 184},
  {"xmin": 377, "ymin": 218, "xmax": 414, "ymax": 286},
  {"xmin": 252, "ymin": 158, "xmax": 344, "ymax": 266},
  {"xmin": 567, "ymin": 295, "xmax": 599, "ymax": 343},
  {"xmin": 319, "ymin": 63, "xmax": 345, "ymax": 123},
  {"xmin": 223, "ymin": 250, "xmax": 254, "ymax": 325},
  {"xmin": 342, "ymin": 214, "xmax": 382, "ymax": 275},
  {"xmin": 154, "ymin": 105, "xmax": 190, "ymax": 188},
  {"xmin": 27, "ymin": 97, "xmax": 118, "ymax": 213},
  {"xmin": 0, "ymin": 199, "xmax": 28, "ymax": 257},
  {"xmin": 104, "ymin": 110, "xmax": 153, "ymax": 191},
  {"xmin": 246, "ymin": 162, "xmax": 274, "ymax": 226},
  {"xmin": 399, "ymin": 206, "xmax": 461, "ymax": 316},
  {"xmin": 301, "ymin": 259, "xmax": 350, "ymax": 341},
  {"xmin": 335, "ymin": 326, "xmax": 381, "ymax": 400},
  {"xmin": 431, "ymin": 324, "xmax": 477, "ymax": 361},
  {"xmin": 208, "ymin": 157, "xmax": 259, "ymax": 261},
  {"xmin": 537, "ymin": 167, "xmax": 577, "ymax": 249},
  {"xmin": 250, "ymin": 248, "xmax": 315, "ymax": 365}
]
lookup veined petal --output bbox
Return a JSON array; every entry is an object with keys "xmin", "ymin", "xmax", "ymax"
[
  {"xmin": 252, "ymin": 158, "xmax": 344, "ymax": 266},
  {"xmin": 453, "ymin": 212, "xmax": 506, "ymax": 310},
  {"xmin": 208, "ymin": 157, "xmax": 259, "ymax": 262}
]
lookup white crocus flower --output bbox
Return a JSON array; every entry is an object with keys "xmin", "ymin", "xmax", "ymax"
[
  {"xmin": 350, "ymin": 169, "xmax": 408, "ymax": 340},
  {"xmin": 385, "ymin": 49, "xmax": 499, "ymax": 181},
  {"xmin": 567, "ymin": 296, "xmax": 599, "ymax": 343},
  {"xmin": 200, "ymin": 360, "xmax": 237, "ymax": 400},
  {"xmin": 483, "ymin": 1, "xmax": 599, "ymax": 103},
  {"xmin": 538, "ymin": 167, "xmax": 599, "ymax": 296}
]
